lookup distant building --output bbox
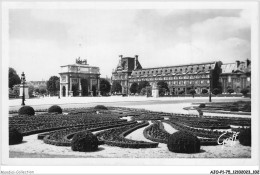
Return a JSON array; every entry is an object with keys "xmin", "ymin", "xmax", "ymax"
[
  {"xmin": 111, "ymin": 55, "xmax": 142, "ymax": 94},
  {"xmin": 59, "ymin": 58, "xmax": 101, "ymax": 97},
  {"xmin": 129, "ymin": 61, "xmax": 222, "ymax": 95},
  {"xmin": 111, "ymin": 55, "xmax": 251, "ymax": 95},
  {"xmin": 28, "ymin": 81, "xmax": 47, "ymax": 87},
  {"xmin": 220, "ymin": 59, "xmax": 251, "ymax": 93}
]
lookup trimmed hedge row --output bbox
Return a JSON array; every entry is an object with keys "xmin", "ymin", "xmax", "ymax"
[
  {"xmin": 143, "ymin": 121, "xmax": 170, "ymax": 144},
  {"xmin": 43, "ymin": 121, "xmax": 137, "ymax": 147},
  {"xmin": 96, "ymin": 121, "xmax": 159, "ymax": 149}
]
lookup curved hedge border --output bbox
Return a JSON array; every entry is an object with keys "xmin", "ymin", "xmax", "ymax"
[
  {"xmin": 96, "ymin": 121, "xmax": 158, "ymax": 149},
  {"xmin": 143, "ymin": 121, "xmax": 169, "ymax": 144},
  {"xmin": 43, "ymin": 121, "xmax": 138, "ymax": 147}
]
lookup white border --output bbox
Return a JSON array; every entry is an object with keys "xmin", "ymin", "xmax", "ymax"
[{"xmin": 1, "ymin": 1, "xmax": 259, "ymax": 174}]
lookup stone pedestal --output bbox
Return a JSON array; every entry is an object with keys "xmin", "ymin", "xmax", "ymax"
[
  {"xmin": 19, "ymin": 84, "xmax": 29, "ymax": 99},
  {"xmin": 152, "ymin": 84, "xmax": 159, "ymax": 98},
  {"xmin": 90, "ymin": 91, "xmax": 93, "ymax": 96},
  {"xmin": 69, "ymin": 91, "xmax": 73, "ymax": 97}
]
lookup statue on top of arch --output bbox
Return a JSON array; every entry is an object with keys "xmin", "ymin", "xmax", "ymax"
[{"xmin": 76, "ymin": 57, "xmax": 87, "ymax": 65}]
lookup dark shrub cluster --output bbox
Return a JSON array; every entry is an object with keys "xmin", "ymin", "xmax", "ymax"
[
  {"xmin": 71, "ymin": 131, "xmax": 99, "ymax": 152},
  {"xmin": 94, "ymin": 105, "xmax": 108, "ymax": 110},
  {"xmin": 18, "ymin": 106, "xmax": 35, "ymax": 116},
  {"xmin": 242, "ymin": 104, "xmax": 251, "ymax": 112},
  {"xmin": 199, "ymin": 103, "xmax": 206, "ymax": 108},
  {"xmin": 239, "ymin": 128, "xmax": 251, "ymax": 146},
  {"xmin": 230, "ymin": 107, "xmax": 239, "ymax": 111},
  {"xmin": 9, "ymin": 128, "xmax": 23, "ymax": 145},
  {"xmin": 167, "ymin": 131, "xmax": 201, "ymax": 153},
  {"xmin": 48, "ymin": 105, "xmax": 62, "ymax": 114}
]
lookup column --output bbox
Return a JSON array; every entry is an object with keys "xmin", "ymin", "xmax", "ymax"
[
  {"xmin": 69, "ymin": 78, "xmax": 73, "ymax": 97},
  {"xmin": 60, "ymin": 84, "xmax": 62, "ymax": 97},
  {"xmin": 97, "ymin": 77, "xmax": 101, "ymax": 96},
  {"xmin": 78, "ymin": 78, "xmax": 82, "ymax": 96},
  {"xmin": 65, "ymin": 84, "xmax": 69, "ymax": 97},
  {"xmin": 90, "ymin": 79, "xmax": 93, "ymax": 96}
]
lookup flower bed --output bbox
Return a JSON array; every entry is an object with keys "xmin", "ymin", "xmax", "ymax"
[
  {"xmin": 96, "ymin": 121, "xmax": 158, "ymax": 148},
  {"xmin": 143, "ymin": 121, "xmax": 170, "ymax": 144}
]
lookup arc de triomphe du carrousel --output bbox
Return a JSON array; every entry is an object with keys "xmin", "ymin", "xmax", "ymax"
[{"xmin": 59, "ymin": 58, "xmax": 101, "ymax": 97}]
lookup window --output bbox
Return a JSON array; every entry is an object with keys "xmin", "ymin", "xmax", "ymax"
[
  {"xmin": 180, "ymin": 69, "xmax": 182, "ymax": 72},
  {"xmin": 201, "ymin": 80, "xmax": 204, "ymax": 84},
  {"xmin": 209, "ymin": 66, "xmax": 212, "ymax": 69},
  {"xmin": 207, "ymin": 80, "xmax": 210, "ymax": 84},
  {"xmin": 197, "ymin": 67, "xmax": 199, "ymax": 70},
  {"xmin": 170, "ymin": 69, "xmax": 172, "ymax": 72},
  {"xmin": 175, "ymin": 69, "xmax": 177, "ymax": 72}
]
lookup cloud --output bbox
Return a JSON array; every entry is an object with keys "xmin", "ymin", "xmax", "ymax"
[{"xmin": 8, "ymin": 9, "xmax": 251, "ymax": 81}]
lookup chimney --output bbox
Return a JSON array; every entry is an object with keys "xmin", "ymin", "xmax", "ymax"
[
  {"xmin": 236, "ymin": 60, "xmax": 240, "ymax": 68},
  {"xmin": 134, "ymin": 55, "xmax": 138, "ymax": 69},
  {"xmin": 246, "ymin": 58, "xmax": 250, "ymax": 67},
  {"xmin": 119, "ymin": 55, "xmax": 123, "ymax": 59}
]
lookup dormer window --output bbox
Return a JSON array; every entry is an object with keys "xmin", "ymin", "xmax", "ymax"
[
  {"xmin": 175, "ymin": 69, "xmax": 177, "ymax": 72},
  {"xmin": 209, "ymin": 66, "xmax": 212, "ymax": 69},
  {"xmin": 180, "ymin": 69, "xmax": 182, "ymax": 72}
]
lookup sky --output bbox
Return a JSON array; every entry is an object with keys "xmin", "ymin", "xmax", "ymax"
[{"xmin": 9, "ymin": 9, "xmax": 251, "ymax": 81}]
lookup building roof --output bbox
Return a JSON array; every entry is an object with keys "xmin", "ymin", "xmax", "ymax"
[{"xmin": 221, "ymin": 59, "xmax": 251, "ymax": 74}]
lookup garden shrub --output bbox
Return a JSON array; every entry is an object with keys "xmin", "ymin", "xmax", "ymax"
[
  {"xmin": 239, "ymin": 128, "xmax": 251, "ymax": 146},
  {"xmin": 48, "ymin": 105, "xmax": 62, "ymax": 114},
  {"xmin": 167, "ymin": 131, "xmax": 201, "ymax": 153},
  {"xmin": 71, "ymin": 131, "xmax": 99, "ymax": 152},
  {"xmin": 199, "ymin": 103, "xmax": 206, "ymax": 108},
  {"xmin": 242, "ymin": 103, "xmax": 251, "ymax": 112},
  {"xmin": 201, "ymin": 89, "xmax": 208, "ymax": 94},
  {"xmin": 18, "ymin": 106, "xmax": 35, "ymax": 116},
  {"xmin": 9, "ymin": 128, "xmax": 23, "ymax": 145},
  {"xmin": 94, "ymin": 105, "xmax": 108, "ymax": 110},
  {"xmin": 240, "ymin": 88, "xmax": 249, "ymax": 96},
  {"xmin": 230, "ymin": 107, "xmax": 239, "ymax": 112}
]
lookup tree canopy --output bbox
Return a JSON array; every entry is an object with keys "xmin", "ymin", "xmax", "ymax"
[
  {"xmin": 137, "ymin": 81, "xmax": 150, "ymax": 93},
  {"xmin": 100, "ymin": 78, "xmax": 111, "ymax": 96},
  {"xmin": 130, "ymin": 82, "xmax": 138, "ymax": 94},
  {"xmin": 9, "ymin": 67, "xmax": 21, "ymax": 89},
  {"xmin": 157, "ymin": 81, "xmax": 169, "ymax": 91},
  {"xmin": 111, "ymin": 81, "xmax": 122, "ymax": 94},
  {"xmin": 47, "ymin": 76, "xmax": 60, "ymax": 96}
]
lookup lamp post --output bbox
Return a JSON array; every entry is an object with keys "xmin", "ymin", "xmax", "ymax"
[
  {"xmin": 209, "ymin": 70, "xmax": 212, "ymax": 102},
  {"xmin": 21, "ymin": 72, "xmax": 26, "ymax": 106}
]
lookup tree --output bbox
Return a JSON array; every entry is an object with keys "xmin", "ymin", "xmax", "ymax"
[
  {"xmin": 9, "ymin": 67, "xmax": 21, "ymax": 89},
  {"xmin": 189, "ymin": 89, "xmax": 196, "ymax": 98},
  {"xmin": 212, "ymin": 88, "xmax": 220, "ymax": 95},
  {"xmin": 241, "ymin": 88, "xmax": 249, "ymax": 96},
  {"xmin": 100, "ymin": 78, "xmax": 111, "ymax": 96},
  {"xmin": 227, "ymin": 88, "xmax": 234, "ymax": 94},
  {"xmin": 28, "ymin": 85, "xmax": 34, "ymax": 97},
  {"xmin": 39, "ymin": 85, "xmax": 47, "ymax": 95},
  {"xmin": 47, "ymin": 76, "xmax": 60, "ymax": 96},
  {"xmin": 111, "ymin": 81, "xmax": 122, "ymax": 94},
  {"xmin": 202, "ymin": 89, "xmax": 208, "ymax": 94},
  {"xmin": 138, "ymin": 81, "xmax": 150, "ymax": 93},
  {"xmin": 130, "ymin": 82, "xmax": 138, "ymax": 94},
  {"xmin": 157, "ymin": 81, "xmax": 169, "ymax": 91}
]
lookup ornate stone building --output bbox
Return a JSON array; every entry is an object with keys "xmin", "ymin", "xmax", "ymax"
[
  {"xmin": 129, "ymin": 61, "xmax": 222, "ymax": 95},
  {"xmin": 220, "ymin": 59, "xmax": 251, "ymax": 93},
  {"xmin": 112, "ymin": 56, "xmax": 251, "ymax": 96},
  {"xmin": 59, "ymin": 58, "xmax": 100, "ymax": 97},
  {"xmin": 111, "ymin": 55, "xmax": 142, "ymax": 94}
]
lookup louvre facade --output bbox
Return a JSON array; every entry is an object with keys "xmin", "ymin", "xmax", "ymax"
[{"xmin": 111, "ymin": 55, "xmax": 251, "ymax": 95}]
